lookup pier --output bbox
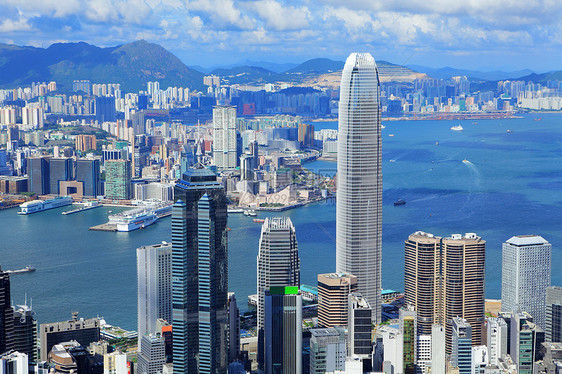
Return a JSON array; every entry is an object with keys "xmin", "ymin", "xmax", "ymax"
[{"xmin": 89, "ymin": 223, "xmax": 118, "ymax": 232}]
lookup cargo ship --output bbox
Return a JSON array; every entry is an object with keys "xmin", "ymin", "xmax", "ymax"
[{"xmin": 18, "ymin": 196, "xmax": 73, "ymax": 215}]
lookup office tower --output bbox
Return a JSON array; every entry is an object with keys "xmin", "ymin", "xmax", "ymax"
[
  {"xmin": 137, "ymin": 243, "xmax": 172, "ymax": 338},
  {"xmin": 416, "ymin": 335, "xmax": 431, "ymax": 374},
  {"xmin": 546, "ymin": 286, "xmax": 562, "ymax": 342},
  {"xmin": 405, "ymin": 231, "xmax": 485, "ymax": 352},
  {"xmin": 298, "ymin": 123, "xmax": 314, "ymax": 148},
  {"xmin": 49, "ymin": 158, "xmax": 73, "ymax": 195},
  {"xmin": 228, "ymin": 293, "xmax": 240, "ymax": 362},
  {"xmin": 137, "ymin": 334, "xmax": 166, "ymax": 374},
  {"xmin": 336, "ymin": 53, "xmax": 382, "ymax": 321},
  {"xmin": 404, "ymin": 231, "xmax": 442, "ymax": 335},
  {"xmin": 28, "ymin": 157, "xmax": 50, "ymax": 195},
  {"xmin": 257, "ymin": 217, "xmax": 300, "ymax": 332},
  {"xmin": 76, "ymin": 159, "xmax": 101, "ymax": 197},
  {"xmin": 103, "ymin": 351, "xmax": 128, "ymax": 374},
  {"xmin": 0, "ymin": 267, "xmax": 14, "ymax": 354},
  {"xmin": 12, "ymin": 304, "xmax": 37, "ymax": 361},
  {"xmin": 442, "ymin": 234, "xmax": 485, "ymax": 350},
  {"xmin": 95, "ymin": 96, "xmax": 117, "ymax": 123},
  {"xmin": 502, "ymin": 235, "xmax": 551, "ymax": 329},
  {"xmin": 0, "ymin": 351, "xmax": 28, "ymax": 374},
  {"xmin": 105, "ymin": 160, "xmax": 131, "ymax": 200},
  {"xmin": 317, "ymin": 273, "xmax": 357, "ymax": 328},
  {"xmin": 172, "ymin": 166, "xmax": 228, "ymax": 374},
  {"xmin": 309, "ymin": 327, "xmax": 346, "ymax": 374},
  {"xmin": 400, "ymin": 308, "xmax": 416, "ymax": 374},
  {"xmin": 471, "ymin": 346, "xmax": 489, "ymax": 374},
  {"xmin": 197, "ymin": 193, "xmax": 229, "ymax": 373},
  {"xmin": 451, "ymin": 317, "xmax": 472, "ymax": 374},
  {"xmin": 212, "ymin": 106, "xmax": 237, "ymax": 170},
  {"xmin": 257, "ymin": 217, "xmax": 300, "ymax": 370},
  {"xmin": 348, "ymin": 292, "xmax": 373, "ymax": 371},
  {"xmin": 374, "ymin": 326, "xmax": 401, "ymax": 373},
  {"xmin": 263, "ymin": 286, "xmax": 302, "ymax": 374},
  {"xmin": 431, "ymin": 324, "xmax": 446, "ymax": 374},
  {"xmin": 75, "ymin": 135, "xmax": 97, "ymax": 153},
  {"xmin": 39, "ymin": 313, "xmax": 100, "ymax": 361},
  {"xmin": 486, "ymin": 317, "xmax": 508, "ymax": 365},
  {"xmin": 509, "ymin": 311, "xmax": 545, "ymax": 374}
]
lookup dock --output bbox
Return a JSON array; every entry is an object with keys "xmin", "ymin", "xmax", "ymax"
[
  {"xmin": 62, "ymin": 205, "xmax": 102, "ymax": 215},
  {"xmin": 89, "ymin": 223, "xmax": 118, "ymax": 232}
]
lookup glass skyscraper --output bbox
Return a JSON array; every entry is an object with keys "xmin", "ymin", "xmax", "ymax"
[
  {"xmin": 336, "ymin": 53, "xmax": 382, "ymax": 322},
  {"xmin": 172, "ymin": 166, "xmax": 228, "ymax": 374}
]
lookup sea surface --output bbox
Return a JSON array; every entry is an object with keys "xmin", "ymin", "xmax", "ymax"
[{"xmin": 1, "ymin": 113, "xmax": 562, "ymax": 330}]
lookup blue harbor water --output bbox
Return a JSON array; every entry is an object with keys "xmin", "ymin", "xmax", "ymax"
[{"xmin": 1, "ymin": 113, "xmax": 562, "ymax": 330}]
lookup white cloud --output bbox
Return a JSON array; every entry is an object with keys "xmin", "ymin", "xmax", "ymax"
[
  {"xmin": 0, "ymin": 17, "xmax": 32, "ymax": 32},
  {"xmin": 249, "ymin": 0, "xmax": 310, "ymax": 31},
  {"xmin": 186, "ymin": 0, "xmax": 255, "ymax": 29}
]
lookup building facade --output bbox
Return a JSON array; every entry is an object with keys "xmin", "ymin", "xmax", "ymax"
[
  {"xmin": 405, "ymin": 231, "xmax": 486, "ymax": 353},
  {"xmin": 0, "ymin": 267, "xmax": 14, "ymax": 355},
  {"xmin": 317, "ymin": 273, "xmax": 358, "ymax": 328},
  {"xmin": 264, "ymin": 287, "xmax": 302, "ymax": 374},
  {"xmin": 309, "ymin": 327, "xmax": 346, "ymax": 374},
  {"xmin": 105, "ymin": 160, "xmax": 131, "ymax": 200},
  {"xmin": 546, "ymin": 286, "xmax": 562, "ymax": 342},
  {"xmin": 336, "ymin": 53, "xmax": 382, "ymax": 322},
  {"xmin": 12, "ymin": 304, "xmax": 37, "ymax": 361},
  {"xmin": 212, "ymin": 106, "xmax": 237, "ymax": 170},
  {"xmin": 502, "ymin": 235, "xmax": 551, "ymax": 329},
  {"xmin": 451, "ymin": 317, "xmax": 472, "ymax": 374},
  {"xmin": 137, "ymin": 242, "xmax": 172, "ymax": 338},
  {"xmin": 172, "ymin": 166, "xmax": 228, "ymax": 374}
]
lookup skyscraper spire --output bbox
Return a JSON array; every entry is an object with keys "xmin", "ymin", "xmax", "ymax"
[{"xmin": 336, "ymin": 52, "xmax": 382, "ymax": 323}]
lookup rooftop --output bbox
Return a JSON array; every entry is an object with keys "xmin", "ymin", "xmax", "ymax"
[{"xmin": 505, "ymin": 235, "xmax": 549, "ymax": 246}]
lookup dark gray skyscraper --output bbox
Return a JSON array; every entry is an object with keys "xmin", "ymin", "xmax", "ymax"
[
  {"xmin": 172, "ymin": 166, "xmax": 228, "ymax": 374},
  {"xmin": 336, "ymin": 53, "xmax": 382, "ymax": 322},
  {"xmin": 0, "ymin": 267, "xmax": 14, "ymax": 354}
]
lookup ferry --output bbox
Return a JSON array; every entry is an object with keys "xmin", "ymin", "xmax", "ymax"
[
  {"xmin": 244, "ymin": 210, "xmax": 257, "ymax": 217},
  {"xmin": 5, "ymin": 266, "xmax": 36, "ymax": 275},
  {"xmin": 18, "ymin": 196, "xmax": 73, "ymax": 215},
  {"xmin": 394, "ymin": 199, "xmax": 406, "ymax": 206},
  {"xmin": 228, "ymin": 208, "xmax": 244, "ymax": 214},
  {"xmin": 450, "ymin": 125, "xmax": 463, "ymax": 131},
  {"xmin": 253, "ymin": 218, "xmax": 265, "ymax": 223}
]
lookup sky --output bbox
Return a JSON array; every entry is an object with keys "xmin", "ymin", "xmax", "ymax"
[{"xmin": 0, "ymin": 0, "xmax": 561, "ymax": 72}]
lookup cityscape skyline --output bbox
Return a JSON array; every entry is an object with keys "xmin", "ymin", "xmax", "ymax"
[{"xmin": 1, "ymin": 1, "xmax": 562, "ymax": 71}]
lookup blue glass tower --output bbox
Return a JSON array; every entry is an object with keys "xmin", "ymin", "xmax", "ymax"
[{"xmin": 172, "ymin": 166, "xmax": 228, "ymax": 374}]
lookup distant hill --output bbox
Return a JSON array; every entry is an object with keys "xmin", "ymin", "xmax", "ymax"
[
  {"xmin": 209, "ymin": 66, "xmax": 282, "ymax": 85},
  {"xmin": 285, "ymin": 58, "xmax": 344, "ymax": 74},
  {"xmin": 408, "ymin": 65, "xmax": 535, "ymax": 81},
  {"xmin": 516, "ymin": 71, "xmax": 562, "ymax": 83},
  {"xmin": 0, "ymin": 40, "xmax": 204, "ymax": 92}
]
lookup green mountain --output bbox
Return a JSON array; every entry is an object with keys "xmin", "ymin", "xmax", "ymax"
[
  {"xmin": 285, "ymin": 58, "xmax": 344, "ymax": 74},
  {"xmin": 0, "ymin": 40, "xmax": 204, "ymax": 92}
]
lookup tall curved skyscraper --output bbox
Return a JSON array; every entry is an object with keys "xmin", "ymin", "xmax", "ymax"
[{"xmin": 336, "ymin": 53, "xmax": 382, "ymax": 323}]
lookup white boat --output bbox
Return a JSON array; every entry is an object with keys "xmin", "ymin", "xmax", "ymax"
[
  {"xmin": 244, "ymin": 210, "xmax": 257, "ymax": 217},
  {"xmin": 462, "ymin": 159, "xmax": 470, "ymax": 164},
  {"xmin": 228, "ymin": 208, "xmax": 244, "ymax": 214},
  {"xmin": 389, "ymin": 159, "xmax": 396, "ymax": 163},
  {"xmin": 18, "ymin": 196, "xmax": 73, "ymax": 215},
  {"xmin": 112, "ymin": 212, "xmax": 158, "ymax": 232},
  {"xmin": 450, "ymin": 125, "xmax": 463, "ymax": 131}
]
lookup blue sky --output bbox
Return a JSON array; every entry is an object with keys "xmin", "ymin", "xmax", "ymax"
[{"xmin": 0, "ymin": 0, "xmax": 560, "ymax": 71}]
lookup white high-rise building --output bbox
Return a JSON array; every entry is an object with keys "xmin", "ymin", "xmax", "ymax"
[
  {"xmin": 137, "ymin": 242, "xmax": 172, "ymax": 338},
  {"xmin": 431, "ymin": 324, "xmax": 446, "ymax": 374},
  {"xmin": 486, "ymin": 317, "xmax": 507, "ymax": 365},
  {"xmin": 501, "ymin": 235, "xmax": 551, "ymax": 328},
  {"xmin": 417, "ymin": 335, "xmax": 432, "ymax": 374},
  {"xmin": 213, "ymin": 105, "xmax": 238, "ymax": 170},
  {"xmin": 336, "ymin": 53, "xmax": 382, "ymax": 322}
]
